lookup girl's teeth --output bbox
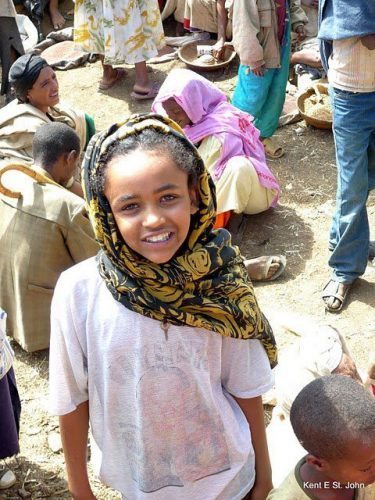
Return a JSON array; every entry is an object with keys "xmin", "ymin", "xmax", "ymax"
[{"xmin": 146, "ymin": 233, "xmax": 170, "ymax": 243}]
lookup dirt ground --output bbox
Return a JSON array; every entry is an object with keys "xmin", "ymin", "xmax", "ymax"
[{"xmin": 1, "ymin": 7, "xmax": 374, "ymax": 499}]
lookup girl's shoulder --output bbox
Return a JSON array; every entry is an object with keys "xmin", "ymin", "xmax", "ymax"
[{"xmin": 55, "ymin": 256, "xmax": 101, "ymax": 299}]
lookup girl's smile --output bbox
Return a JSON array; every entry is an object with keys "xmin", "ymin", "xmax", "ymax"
[{"xmin": 104, "ymin": 149, "xmax": 197, "ymax": 264}]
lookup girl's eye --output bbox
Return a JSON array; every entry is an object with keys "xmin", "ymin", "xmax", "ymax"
[
  {"xmin": 161, "ymin": 194, "xmax": 177, "ymax": 202},
  {"xmin": 122, "ymin": 203, "xmax": 138, "ymax": 212}
]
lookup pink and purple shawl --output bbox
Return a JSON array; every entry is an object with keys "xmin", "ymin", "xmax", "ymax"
[{"xmin": 152, "ymin": 69, "xmax": 280, "ymax": 207}]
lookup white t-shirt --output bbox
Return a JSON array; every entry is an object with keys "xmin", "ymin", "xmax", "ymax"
[{"xmin": 49, "ymin": 257, "xmax": 273, "ymax": 500}]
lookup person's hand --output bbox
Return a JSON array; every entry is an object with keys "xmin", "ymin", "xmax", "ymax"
[
  {"xmin": 295, "ymin": 25, "xmax": 306, "ymax": 42},
  {"xmin": 212, "ymin": 39, "xmax": 226, "ymax": 61},
  {"xmin": 251, "ymin": 65, "xmax": 265, "ymax": 77},
  {"xmin": 249, "ymin": 479, "xmax": 273, "ymax": 500},
  {"xmin": 361, "ymin": 34, "xmax": 375, "ymax": 50}
]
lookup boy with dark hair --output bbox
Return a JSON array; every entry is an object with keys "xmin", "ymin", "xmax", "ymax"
[
  {"xmin": 32, "ymin": 121, "xmax": 83, "ymax": 197},
  {"xmin": 267, "ymin": 375, "xmax": 375, "ymax": 499},
  {"xmin": 0, "ymin": 122, "xmax": 98, "ymax": 352}
]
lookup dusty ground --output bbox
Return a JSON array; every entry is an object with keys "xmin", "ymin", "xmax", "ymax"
[{"xmin": 1, "ymin": 12, "xmax": 374, "ymax": 500}]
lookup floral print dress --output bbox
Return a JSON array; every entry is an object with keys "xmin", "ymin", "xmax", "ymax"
[{"xmin": 74, "ymin": 0, "xmax": 165, "ymax": 65}]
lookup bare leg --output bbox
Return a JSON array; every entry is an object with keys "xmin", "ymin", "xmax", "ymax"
[
  {"xmin": 133, "ymin": 61, "xmax": 151, "ymax": 94},
  {"xmin": 98, "ymin": 55, "xmax": 127, "ymax": 89},
  {"xmin": 49, "ymin": 0, "xmax": 65, "ymax": 30}
]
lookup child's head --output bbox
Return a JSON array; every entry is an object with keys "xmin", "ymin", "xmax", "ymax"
[
  {"xmin": 32, "ymin": 122, "xmax": 80, "ymax": 185},
  {"xmin": 161, "ymin": 98, "xmax": 192, "ymax": 129},
  {"xmin": 85, "ymin": 114, "xmax": 216, "ymax": 266},
  {"xmin": 151, "ymin": 68, "xmax": 228, "ymax": 127},
  {"xmin": 290, "ymin": 375, "xmax": 375, "ymax": 486},
  {"xmin": 99, "ymin": 127, "xmax": 199, "ymax": 264}
]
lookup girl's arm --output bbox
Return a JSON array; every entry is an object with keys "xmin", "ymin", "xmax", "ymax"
[
  {"xmin": 59, "ymin": 401, "xmax": 96, "ymax": 500},
  {"xmin": 233, "ymin": 395, "xmax": 273, "ymax": 500}
]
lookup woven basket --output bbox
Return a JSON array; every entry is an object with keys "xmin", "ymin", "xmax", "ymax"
[
  {"xmin": 178, "ymin": 40, "xmax": 236, "ymax": 72},
  {"xmin": 297, "ymin": 83, "xmax": 332, "ymax": 130}
]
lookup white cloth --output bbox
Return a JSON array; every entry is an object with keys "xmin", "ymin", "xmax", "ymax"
[{"xmin": 49, "ymin": 257, "xmax": 273, "ymax": 499}]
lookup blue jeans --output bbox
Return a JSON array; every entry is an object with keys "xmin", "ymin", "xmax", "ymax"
[{"xmin": 329, "ymin": 87, "xmax": 375, "ymax": 283}]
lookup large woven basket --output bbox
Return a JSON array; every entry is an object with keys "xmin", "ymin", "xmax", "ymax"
[
  {"xmin": 178, "ymin": 40, "xmax": 236, "ymax": 72},
  {"xmin": 297, "ymin": 83, "xmax": 332, "ymax": 130}
]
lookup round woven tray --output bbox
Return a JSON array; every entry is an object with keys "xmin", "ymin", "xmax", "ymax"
[
  {"xmin": 178, "ymin": 40, "xmax": 236, "ymax": 72},
  {"xmin": 297, "ymin": 84, "xmax": 332, "ymax": 130}
]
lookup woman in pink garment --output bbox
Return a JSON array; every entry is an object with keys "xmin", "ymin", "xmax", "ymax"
[{"xmin": 152, "ymin": 69, "xmax": 285, "ymax": 281}]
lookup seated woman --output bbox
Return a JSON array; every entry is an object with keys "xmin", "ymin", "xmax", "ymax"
[
  {"xmin": 0, "ymin": 53, "xmax": 95, "ymax": 168},
  {"xmin": 152, "ymin": 68, "xmax": 285, "ymax": 281}
]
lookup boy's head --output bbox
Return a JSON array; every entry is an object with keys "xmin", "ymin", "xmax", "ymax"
[
  {"xmin": 32, "ymin": 122, "xmax": 80, "ymax": 186},
  {"xmin": 96, "ymin": 127, "xmax": 200, "ymax": 264},
  {"xmin": 290, "ymin": 375, "xmax": 375, "ymax": 486}
]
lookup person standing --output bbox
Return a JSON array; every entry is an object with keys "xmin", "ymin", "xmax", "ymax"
[
  {"xmin": 0, "ymin": 0, "xmax": 24, "ymax": 98},
  {"xmin": 319, "ymin": 0, "xmax": 375, "ymax": 312},
  {"xmin": 74, "ymin": 0, "xmax": 165, "ymax": 97},
  {"xmin": 231, "ymin": 0, "xmax": 307, "ymax": 159}
]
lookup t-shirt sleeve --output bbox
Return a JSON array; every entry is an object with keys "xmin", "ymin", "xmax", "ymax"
[
  {"xmin": 49, "ymin": 271, "xmax": 89, "ymax": 415},
  {"xmin": 221, "ymin": 338, "xmax": 274, "ymax": 398}
]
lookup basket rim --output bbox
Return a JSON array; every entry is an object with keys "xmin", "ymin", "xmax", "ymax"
[{"xmin": 297, "ymin": 87, "xmax": 332, "ymax": 128}]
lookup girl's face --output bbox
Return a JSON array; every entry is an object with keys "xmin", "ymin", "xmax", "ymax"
[
  {"xmin": 162, "ymin": 98, "xmax": 191, "ymax": 128},
  {"xmin": 27, "ymin": 66, "xmax": 59, "ymax": 112},
  {"xmin": 104, "ymin": 149, "xmax": 198, "ymax": 264}
]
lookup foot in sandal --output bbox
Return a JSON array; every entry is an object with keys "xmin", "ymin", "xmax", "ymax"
[
  {"xmin": 244, "ymin": 255, "xmax": 286, "ymax": 281},
  {"xmin": 99, "ymin": 68, "xmax": 127, "ymax": 91},
  {"xmin": 131, "ymin": 82, "xmax": 160, "ymax": 101},
  {"xmin": 261, "ymin": 137, "xmax": 285, "ymax": 159},
  {"xmin": 322, "ymin": 279, "xmax": 354, "ymax": 313}
]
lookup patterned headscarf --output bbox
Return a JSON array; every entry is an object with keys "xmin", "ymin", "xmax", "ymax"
[{"xmin": 82, "ymin": 114, "xmax": 277, "ymax": 367}]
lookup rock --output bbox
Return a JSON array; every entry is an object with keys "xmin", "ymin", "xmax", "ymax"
[{"xmin": 48, "ymin": 431, "xmax": 63, "ymax": 453}]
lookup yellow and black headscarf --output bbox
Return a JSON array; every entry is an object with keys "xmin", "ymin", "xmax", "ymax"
[{"xmin": 82, "ymin": 114, "xmax": 277, "ymax": 367}]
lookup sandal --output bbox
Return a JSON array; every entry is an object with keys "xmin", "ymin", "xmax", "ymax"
[
  {"xmin": 244, "ymin": 255, "xmax": 286, "ymax": 282},
  {"xmin": 322, "ymin": 279, "xmax": 353, "ymax": 313},
  {"xmin": 131, "ymin": 83, "xmax": 160, "ymax": 101},
  {"xmin": 0, "ymin": 469, "xmax": 16, "ymax": 490},
  {"xmin": 98, "ymin": 68, "xmax": 127, "ymax": 90},
  {"xmin": 261, "ymin": 137, "xmax": 285, "ymax": 159}
]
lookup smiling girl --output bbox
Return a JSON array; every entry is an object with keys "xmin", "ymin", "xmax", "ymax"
[{"xmin": 49, "ymin": 114, "xmax": 277, "ymax": 500}]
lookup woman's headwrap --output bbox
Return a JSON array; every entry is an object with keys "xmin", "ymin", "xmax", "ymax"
[
  {"xmin": 9, "ymin": 53, "xmax": 48, "ymax": 102},
  {"xmin": 152, "ymin": 68, "xmax": 280, "ymax": 205},
  {"xmin": 82, "ymin": 113, "xmax": 277, "ymax": 367}
]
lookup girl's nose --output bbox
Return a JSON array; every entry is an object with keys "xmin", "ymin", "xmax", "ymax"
[{"xmin": 143, "ymin": 209, "xmax": 165, "ymax": 228}]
